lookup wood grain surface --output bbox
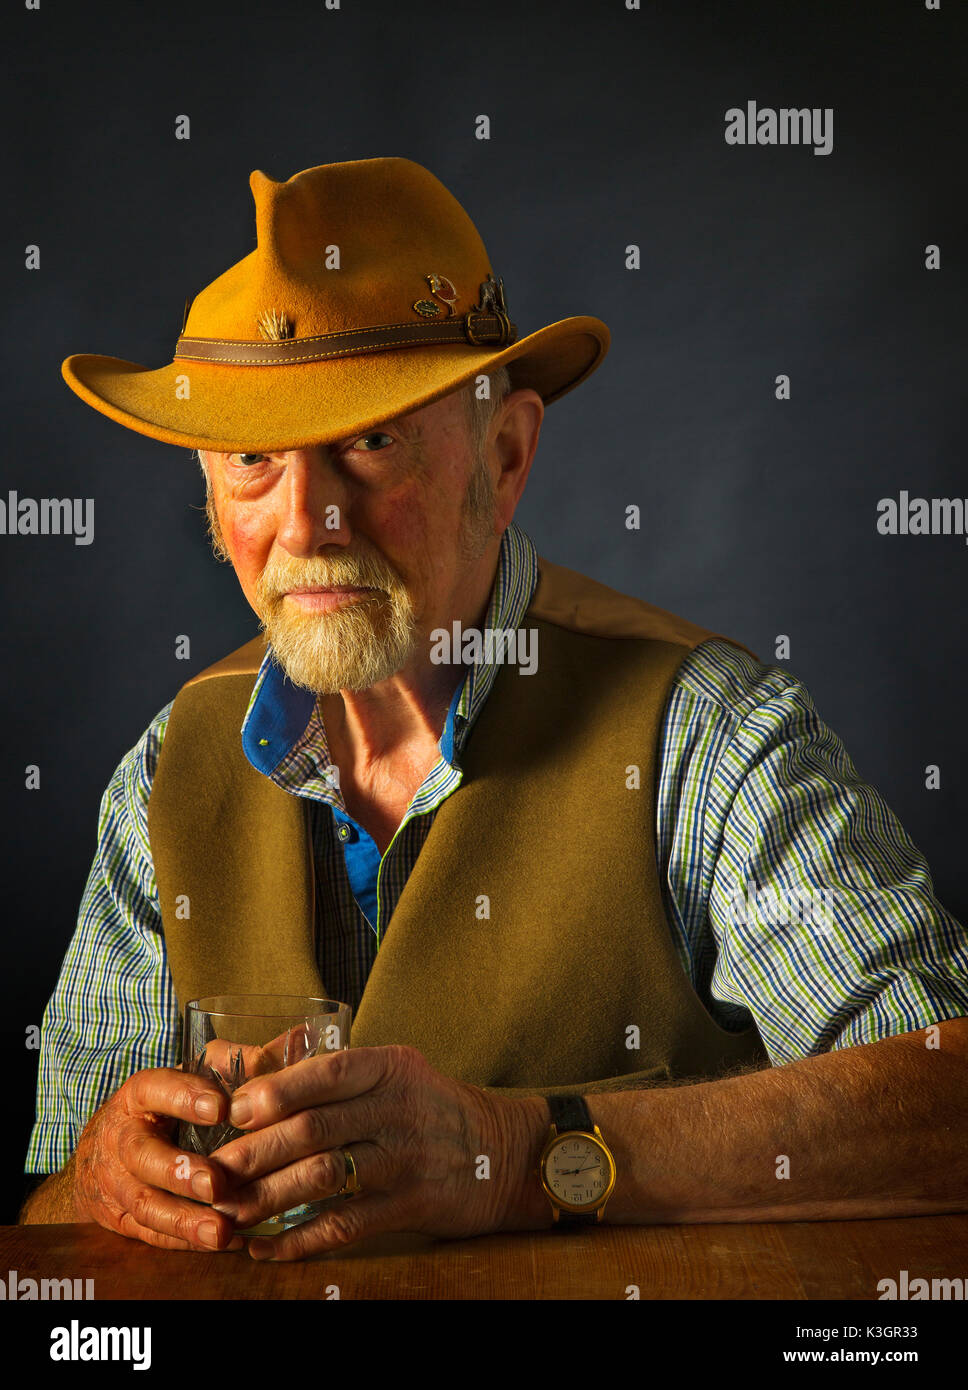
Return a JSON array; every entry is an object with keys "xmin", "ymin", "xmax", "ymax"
[{"xmin": 2, "ymin": 1215, "xmax": 966, "ymax": 1300}]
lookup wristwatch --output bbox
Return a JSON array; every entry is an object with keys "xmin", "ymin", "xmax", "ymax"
[{"xmin": 539, "ymin": 1094, "xmax": 617, "ymax": 1225}]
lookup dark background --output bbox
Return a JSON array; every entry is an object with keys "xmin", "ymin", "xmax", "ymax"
[{"xmin": 3, "ymin": 0, "xmax": 965, "ymax": 1222}]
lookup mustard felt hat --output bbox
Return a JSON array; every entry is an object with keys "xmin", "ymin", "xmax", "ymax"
[{"xmin": 62, "ymin": 156, "xmax": 610, "ymax": 453}]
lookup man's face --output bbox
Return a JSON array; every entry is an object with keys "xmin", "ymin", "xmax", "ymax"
[{"xmin": 198, "ymin": 386, "xmax": 499, "ymax": 694}]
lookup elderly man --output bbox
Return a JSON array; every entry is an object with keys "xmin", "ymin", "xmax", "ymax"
[{"xmin": 21, "ymin": 157, "xmax": 968, "ymax": 1260}]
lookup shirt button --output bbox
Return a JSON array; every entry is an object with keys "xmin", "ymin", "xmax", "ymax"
[{"xmin": 337, "ymin": 823, "xmax": 352, "ymax": 841}]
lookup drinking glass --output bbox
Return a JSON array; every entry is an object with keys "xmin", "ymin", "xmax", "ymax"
[{"xmin": 177, "ymin": 994, "xmax": 352, "ymax": 1237}]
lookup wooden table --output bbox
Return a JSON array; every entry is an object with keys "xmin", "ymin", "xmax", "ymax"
[{"xmin": 2, "ymin": 1214, "xmax": 967, "ymax": 1300}]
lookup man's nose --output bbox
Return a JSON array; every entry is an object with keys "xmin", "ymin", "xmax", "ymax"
[{"xmin": 274, "ymin": 448, "xmax": 352, "ymax": 557}]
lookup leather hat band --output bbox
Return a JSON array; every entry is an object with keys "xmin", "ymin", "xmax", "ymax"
[{"xmin": 174, "ymin": 310, "xmax": 517, "ymax": 366}]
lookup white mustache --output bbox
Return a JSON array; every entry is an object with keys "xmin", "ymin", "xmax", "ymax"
[{"xmin": 259, "ymin": 562, "xmax": 400, "ymax": 599}]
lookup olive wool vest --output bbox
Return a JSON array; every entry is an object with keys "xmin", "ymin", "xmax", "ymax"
[{"xmin": 147, "ymin": 556, "xmax": 769, "ymax": 1097}]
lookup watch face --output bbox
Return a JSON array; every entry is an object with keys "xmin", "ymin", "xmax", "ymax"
[{"xmin": 544, "ymin": 1133, "xmax": 614, "ymax": 1210}]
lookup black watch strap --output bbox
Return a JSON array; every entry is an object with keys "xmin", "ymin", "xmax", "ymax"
[
  {"xmin": 546, "ymin": 1095, "xmax": 599, "ymax": 1225},
  {"xmin": 547, "ymin": 1093, "xmax": 593, "ymax": 1134}
]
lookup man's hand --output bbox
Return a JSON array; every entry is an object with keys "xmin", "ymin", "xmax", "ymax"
[
  {"xmin": 69, "ymin": 1068, "xmax": 245, "ymax": 1252},
  {"xmin": 209, "ymin": 1044, "xmax": 550, "ymax": 1260}
]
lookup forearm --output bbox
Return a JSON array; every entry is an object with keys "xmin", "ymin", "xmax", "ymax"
[
  {"xmin": 19, "ymin": 1155, "xmax": 80, "ymax": 1225},
  {"xmin": 584, "ymin": 1023, "xmax": 968, "ymax": 1224}
]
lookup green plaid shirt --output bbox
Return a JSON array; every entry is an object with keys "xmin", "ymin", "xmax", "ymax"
[{"xmin": 26, "ymin": 521, "xmax": 968, "ymax": 1173}]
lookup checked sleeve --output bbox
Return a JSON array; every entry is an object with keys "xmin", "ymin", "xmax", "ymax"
[
  {"xmin": 24, "ymin": 701, "xmax": 181, "ymax": 1174},
  {"xmin": 655, "ymin": 640, "xmax": 968, "ymax": 1066}
]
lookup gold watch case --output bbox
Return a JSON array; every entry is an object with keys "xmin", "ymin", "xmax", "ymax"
[{"xmin": 539, "ymin": 1124, "xmax": 617, "ymax": 1216}]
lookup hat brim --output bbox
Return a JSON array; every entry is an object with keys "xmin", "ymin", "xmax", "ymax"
[{"xmin": 61, "ymin": 316, "xmax": 609, "ymax": 453}]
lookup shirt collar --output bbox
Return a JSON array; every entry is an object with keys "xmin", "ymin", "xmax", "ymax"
[{"xmin": 240, "ymin": 520, "xmax": 539, "ymax": 779}]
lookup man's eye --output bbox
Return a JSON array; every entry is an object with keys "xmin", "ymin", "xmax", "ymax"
[
  {"xmin": 235, "ymin": 453, "xmax": 266, "ymax": 467},
  {"xmin": 351, "ymin": 432, "xmax": 394, "ymax": 452}
]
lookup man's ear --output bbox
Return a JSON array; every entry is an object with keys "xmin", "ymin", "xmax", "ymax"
[{"xmin": 492, "ymin": 388, "xmax": 543, "ymax": 503}]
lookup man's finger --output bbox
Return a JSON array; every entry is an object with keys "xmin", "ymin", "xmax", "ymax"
[
  {"xmin": 121, "ymin": 1128, "xmax": 235, "ymax": 1205},
  {"xmin": 123, "ymin": 1067, "xmax": 230, "ymax": 1124},
  {"xmin": 114, "ymin": 1210, "xmax": 244, "ymax": 1254},
  {"xmin": 212, "ymin": 1141, "xmax": 387, "ymax": 1229},
  {"xmin": 226, "ymin": 1045, "xmax": 392, "ymax": 1129},
  {"xmin": 247, "ymin": 1191, "xmax": 410, "ymax": 1262},
  {"xmin": 194, "ymin": 1039, "xmax": 277, "ymax": 1081},
  {"xmin": 116, "ymin": 1176, "xmax": 242, "ymax": 1252},
  {"xmin": 260, "ymin": 1025, "xmax": 319, "ymax": 1070},
  {"xmin": 210, "ymin": 1100, "xmax": 362, "ymax": 1185}
]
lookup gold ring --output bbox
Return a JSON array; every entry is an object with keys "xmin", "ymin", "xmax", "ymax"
[{"xmin": 337, "ymin": 1148, "xmax": 361, "ymax": 1196}]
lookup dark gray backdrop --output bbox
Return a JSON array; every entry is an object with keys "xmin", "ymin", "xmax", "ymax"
[{"xmin": 4, "ymin": 0, "xmax": 965, "ymax": 1221}]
